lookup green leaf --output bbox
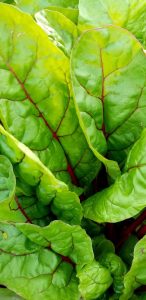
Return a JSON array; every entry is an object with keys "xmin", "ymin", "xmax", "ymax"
[
  {"xmin": 14, "ymin": 0, "xmax": 78, "ymax": 14},
  {"xmin": 71, "ymin": 26, "xmax": 146, "ymax": 175},
  {"xmin": 83, "ymin": 129, "xmax": 146, "ymax": 223},
  {"xmin": 47, "ymin": 6, "xmax": 79, "ymax": 24},
  {"xmin": 120, "ymin": 236, "xmax": 146, "ymax": 300},
  {"xmin": 0, "ymin": 155, "xmax": 26, "ymax": 223},
  {"xmin": 78, "ymin": 0, "xmax": 146, "ymax": 47},
  {"xmin": 93, "ymin": 235, "xmax": 127, "ymax": 296},
  {"xmin": 0, "ymin": 222, "xmax": 82, "ymax": 300},
  {"xmin": 0, "ymin": 288, "xmax": 23, "ymax": 300},
  {"xmin": 16, "ymin": 220, "xmax": 94, "ymax": 265},
  {"xmin": 0, "ymin": 125, "xmax": 83, "ymax": 225},
  {"xmin": 35, "ymin": 9, "xmax": 79, "ymax": 56},
  {"xmin": 77, "ymin": 260, "xmax": 113, "ymax": 300},
  {"xmin": 0, "ymin": 3, "xmax": 100, "ymax": 188}
]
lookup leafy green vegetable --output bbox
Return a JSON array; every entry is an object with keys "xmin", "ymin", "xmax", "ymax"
[
  {"xmin": 83, "ymin": 129, "xmax": 146, "ymax": 223},
  {"xmin": 77, "ymin": 260, "xmax": 112, "ymax": 300},
  {"xmin": 93, "ymin": 235, "xmax": 127, "ymax": 297},
  {"xmin": 14, "ymin": 0, "xmax": 79, "ymax": 14},
  {"xmin": 0, "ymin": 125, "xmax": 83, "ymax": 225},
  {"xmin": 0, "ymin": 1, "xmax": 145, "ymax": 299},
  {"xmin": 78, "ymin": 0, "xmax": 146, "ymax": 47},
  {"xmin": 0, "ymin": 3, "xmax": 100, "ymax": 189},
  {"xmin": 35, "ymin": 9, "xmax": 79, "ymax": 56},
  {"xmin": 120, "ymin": 235, "xmax": 146, "ymax": 299},
  {"xmin": 0, "ymin": 222, "xmax": 82, "ymax": 300},
  {"xmin": 71, "ymin": 26, "xmax": 146, "ymax": 170}
]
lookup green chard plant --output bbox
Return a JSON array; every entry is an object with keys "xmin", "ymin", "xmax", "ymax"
[{"xmin": 0, "ymin": 0, "xmax": 145, "ymax": 299}]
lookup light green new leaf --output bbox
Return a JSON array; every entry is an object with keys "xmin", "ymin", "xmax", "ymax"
[
  {"xmin": 78, "ymin": 0, "xmax": 146, "ymax": 47},
  {"xmin": 71, "ymin": 26, "xmax": 146, "ymax": 172},
  {"xmin": 35, "ymin": 9, "xmax": 79, "ymax": 56},
  {"xmin": 0, "ymin": 3, "xmax": 99, "ymax": 189},
  {"xmin": 83, "ymin": 129, "xmax": 146, "ymax": 223},
  {"xmin": 77, "ymin": 260, "xmax": 112, "ymax": 300},
  {"xmin": 120, "ymin": 236, "xmax": 146, "ymax": 300},
  {"xmin": 0, "ymin": 126, "xmax": 83, "ymax": 225},
  {"xmin": 47, "ymin": 7, "xmax": 78, "ymax": 24},
  {"xmin": 0, "ymin": 222, "xmax": 81, "ymax": 300}
]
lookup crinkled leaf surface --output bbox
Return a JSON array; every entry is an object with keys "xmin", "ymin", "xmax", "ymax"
[
  {"xmin": 0, "ymin": 155, "xmax": 27, "ymax": 223},
  {"xmin": 16, "ymin": 220, "xmax": 94, "ymax": 264},
  {"xmin": 14, "ymin": 0, "xmax": 78, "ymax": 14},
  {"xmin": 71, "ymin": 26, "xmax": 146, "ymax": 170},
  {"xmin": 77, "ymin": 260, "xmax": 112, "ymax": 300},
  {"xmin": 0, "ymin": 152, "xmax": 54, "ymax": 225},
  {"xmin": 35, "ymin": 9, "xmax": 79, "ymax": 56},
  {"xmin": 78, "ymin": 0, "xmax": 146, "ymax": 47},
  {"xmin": 0, "ymin": 126, "xmax": 83, "ymax": 225},
  {"xmin": 93, "ymin": 235, "xmax": 127, "ymax": 296},
  {"xmin": 0, "ymin": 3, "xmax": 99, "ymax": 189},
  {"xmin": 120, "ymin": 236, "xmax": 146, "ymax": 300},
  {"xmin": 83, "ymin": 129, "xmax": 146, "ymax": 223},
  {"xmin": 0, "ymin": 221, "xmax": 91, "ymax": 300}
]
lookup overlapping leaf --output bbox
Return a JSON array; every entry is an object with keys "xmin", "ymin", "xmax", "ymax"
[
  {"xmin": 35, "ymin": 9, "xmax": 79, "ymax": 56},
  {"xmin": 14, "ymin": 0, "xmax": 79, "ymax": 14},
  {"xmin": 77, "ymin": 260, "xmax": 112, "ymax": 300},
  {"xmin": 78, "ymin": 0, "xmax": 146, "ymax": 47},
  {"xmin": 83, "ymin": 129, "xmax": 146, "ymax": 223},
  {"xmin": 93, "ymin": 235, "xmax": 127, "ymax": 297},
  {"xmin": 0, "ymin": 3, "xmax": 100, "ymax": 189},
  {"xmin": 0, "ymin": 221, "xmax": 93, "ymax": 300},
  {"xmin": 120, "ymin": 236, "xmax": 146, "ymax": 300},
  {"xmin": 71, "ymin": 26, "xmax": 146, "ymax": 168},
  {"xmin": 0, "ymin": 125, "xmax": 83, "ymax": 225}
]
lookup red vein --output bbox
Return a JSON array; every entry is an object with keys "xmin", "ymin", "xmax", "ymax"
[
  {"xmin": 8, "ymin": 65, "xmax": 78, "ymax": 186},
  {"xmin": 61, "ymin": 255, "xmax": 75, "ymax": 267},
  {"xmin": 106, "ymin": 86, "xmax": 145, "ymax": 139},
  {"xmin": 15, "ymin": 196, "xmax": 32, "ymax": 224}
]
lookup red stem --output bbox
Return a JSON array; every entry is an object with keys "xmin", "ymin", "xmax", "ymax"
[
  {"xmin": 117, "ymin": 210, "xmax": 146, "ymax": 248},
  {"xmin": 137, "ymin": 224, "xmax": 146, "ymax": 239}
]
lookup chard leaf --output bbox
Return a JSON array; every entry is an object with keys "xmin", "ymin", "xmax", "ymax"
[
  {"xmin": 0, "ymin": 155, "xmax": 26, "ymax": 223},
  {"xmin": 0, "ymin": 125, "xmax": 83, "ymax": 225},
  {"xmin": 71, "ymin": 26, "xmax": 146, "ymax": 171},
  {"xmin": 77, "ymin": 260, "xmax": 113, "ymax": 299},
  {"xmin": 0, "ymin": 222, "xmax": 80, "ymax": 300},
  {"xmin": 120, "ymin": 236, "xmax": 146, "ymax": 300},
  {"xmin": 93, "ymin": 235, "xmax": 127, "ymax": 296},
  {"xmin": 83, "ymin": 129, "xmax": 146, "ymax": 223},
  {"xmin": 14, "ymin": 0, "xmax": 78, "ymax": 14},
  {"xmin": 35, "ymin": 9, "xmax": 79, "ymax": 56},
  {"xmin": 0, "ymin": 3, "xmax": 99, "ymax": 188},
  {"xmin": 16, "ymin": 220, "xmax": 94, "ymax": 265},
  {"xmin": 0, "ymin": 152, "xmax": 53, "ymax": 225},
  {"xmin": 46, "ymin": 7, "xmax": 79, "ymax": 24},
  {"xmin": 78, "ymin": 0, "xmax": 146, "ymax": 47}
]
